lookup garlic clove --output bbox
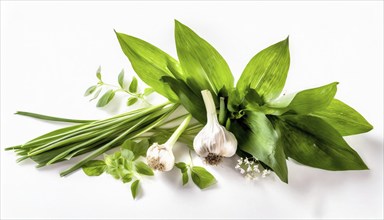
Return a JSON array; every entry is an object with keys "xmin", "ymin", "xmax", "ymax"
[{"xmin": 220, "ymin": 129, "xmax": 237, "ymax": 157}]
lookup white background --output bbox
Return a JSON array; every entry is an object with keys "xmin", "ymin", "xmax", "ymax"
[{"xmin": 1, "ymin": 1, "xmax": 383, "ymax": 219}]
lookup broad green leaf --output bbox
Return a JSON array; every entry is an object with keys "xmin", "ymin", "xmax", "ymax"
[
  {"xmin": 97, "ymin": 90, "xmax": 115, "ymax": 107},
  {"xmin": 227, "ymin": 89, "xmax": 245, "ymax": 116},
  {"xmin": 191, "ymin": 166, "xmax": 216, "ymax": 189},
  {"xmin": 278, "ymin": 115, "xmax": 368, "ymax": 170},
  {"xmin": 115, "ymin": 31, "xmax": 181, "ymax": 102},
  {"xmin": 118, "ymin": 69, "xmax": 125, "ymax": 88},
  {"xmin": 129, "ymin": 76, "xmax": 138, "ymax": 93},
  {"xmin": 143, "ymin": 88, "xmax": 155, "ymax": 96},
  {"xmin": 121, "ymin": 149, "xmax": 135, "ymax": 161},
  {"xmin": 245, "ymin": 88, "xmax": 264, "ymax": 107},
  {"xmin": 84, "ymin": 85, "xmax": 97, "ymax": 96},
  {"xmin": 122, "ymin": 139, "xmax": 149, "ymax": 159},
  {"xmin": 311, "ymin": 99, "xmax": 373, "ymax": 136},
  {"xmin": 182, "ymin": 171, "xmax": 189, "ymax": 185},
  {"xmin": 82, "ymin": 160, "xmax": 106, "ymax": 176},
  {"xmin": 131, "ymin": 180, "xmax": 140, "ymax": 199},
  {"xmin": 231, "ymin": 111, "xmax": 288, "ymax": 183},
  {"xmin": 237, "ymin": 38, "xmax": 290, "ymax": 101},
  {"xmin": 162, "ymin": 76, "xmax": 206, "ymax": 123},
  {"xmin": 127, "ymin": 97, "xmax": 138, "ymax": 106},
  {"xmin": 175, "ymin": 20, "xmax": 234, "ymax": 95},
  {"xmin": 268, "ymin": 82, "xmax": 338, "ymax": 115},
  {"xmin": 96, "ymin": 66, "xmax": 102, "ymax": 81},
  {"xmin": 135, "ymin": 161, "xmax": 154, "ymax": 176}
]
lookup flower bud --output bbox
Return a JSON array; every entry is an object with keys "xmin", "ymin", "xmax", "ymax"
[{"xmin": 193, "ymin": 90, "xmax": 237, "ymax": 165}]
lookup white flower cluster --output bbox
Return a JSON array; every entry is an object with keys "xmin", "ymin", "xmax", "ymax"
[{"xmin": 235, "ymin": 157, "xmax": 271, "ymax": 180}]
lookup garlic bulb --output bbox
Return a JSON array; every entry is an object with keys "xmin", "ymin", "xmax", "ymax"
[
  {"xmin": 193, "ymin": 90, "xmax": 238, "ymax": 165},
  {"xmin": 146, "ymin": 114, "xmax": 192, "ymax": 172},
  {"xmin": 146, "ymin": 143, "xmax": 175, "ymax": 171}
]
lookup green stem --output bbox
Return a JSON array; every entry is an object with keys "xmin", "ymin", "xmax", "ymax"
[
  {"xmin": 59, "ymin": 115, "xmax": 150, "ymax": 177},
  {"xmin": 15, "ymin": 111, "xmax": 95, "ymax": 123},
  {"xmin": 165, "ymin": 114, "xmax": 192, "ymax": 148},
  {"xmin": 28, "ymin": 102, "xmax": 171, "ymax": 153},
  {"xmin": 218, "ymin": 97, "xmax": 227, "ymax": 125},
  {"xmin": 59, "ymin": 104, "xmax": 178, "ymax": 176},
  {"xmin": 189, "ymin": 150, "xmax": 194, "ymax": 166}
]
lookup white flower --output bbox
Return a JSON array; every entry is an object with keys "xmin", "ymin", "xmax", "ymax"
[
  {"xmin": 193, "ymin": 90, "xmax": 238, "ymax": 165},
  {"xmin": 146, "ymin": 143, "xmax": 175, "ymax": 172},
  {"xmin": 262, "ymin": 169, "xmax": 271, "ymax": 178},
  {"xmin": 146, "ymin": 115, "xmax": 192, "ymax": 172},
  {"xmin": 235, "ymin": 157, "xmax": 270, "ymax": 181}
]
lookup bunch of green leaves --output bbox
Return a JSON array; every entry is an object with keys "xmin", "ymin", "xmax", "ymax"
[
  {"xmin": 84, "ymin": 67, "xmax": 154, "ymax": 107},
  {"xmin": 115, "ymin": 20, "xmax": 373, "ymax": 183},
  {"xmin": 175, "ymin": 161, "xmax": 216, "ymax": 189},
  {"xmin": 82, "ymin": 139, "xmax": 153, "ymax": 199}
]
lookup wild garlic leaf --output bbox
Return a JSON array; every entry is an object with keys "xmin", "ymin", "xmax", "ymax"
[
  {"xmin": 97, "ymin": 90, "xmax": 115, "ymax": 107},
  {"xmin": 310, "ymin": 99, "xmax": 373, "ymax": 136},
  {"xmin": 237, "ymin": 38, "xmax": 290, "ymax": 101},
  {"xmin": 115, "ymin": 31, "xmax": 180, "ymax": 102},
  {"xmin": 191, "ymin": 166, "xmax": 216, "ymax": 189},
  {"xmin": 96, "ymin": 66, "xmax": 102, "ymax": 81},
  {"xmin": 82, "ymin": 160, "xmax": 106, "ymax": 176},
  {"xmin": 277, "ymin": 115, "xmax": 368, "ymax": 170},
  {"xmin": 231, "ymin": 111, "xmax": 288, "ymax": 183},
  {"xmin": 175, "ymin": 20, "xmax": 234, "ymax": 95},
  {"xmin": 245, "ymin": 88, "xmax": 264, "ymax": 107},
  {"xmin": 268, "ymin": 82, "xmax": 338, "ymax": 115},
  {"xmin": 135, "ymin": 161, "xmax": 154, "ymax": 176},
  {"xmin": 118, "ymin": 69, "xmax": 125, "ymax": 88},
  {"xmin": 162, "ymin": 76, "xmax": 206, "ymax": 123},
  {"xmin": 129, "ymin": 76, "xmax": 138, "ymax": 93},
  {"xmin": 84, "ymin": 85, "xmax": 97, "ymax": 96},
  {"xmin": 131, "ymin": 180, "xmax": 140, "ymax": 199},
  {"xmin": 127, "ymin": 97, "xmax": 138, "ymax": 106},
  {"xmin": 122, "ymin": 139, "xmax": 150, "ymax": 159},
  {"xmin": 143, "ymin": 88, "xmax": 155, "ymax": 96}
]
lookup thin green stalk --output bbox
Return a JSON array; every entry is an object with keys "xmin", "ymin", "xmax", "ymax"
[
  {"xmin": 60, "ymin": 104, "xmax": 178, "ymax": 176},
  {"xmin": 45, "ymin": 121, "xmax": 129, "ymax": 165},
  {"xmin": 28, "ymin": 103, "xmax": 172, "ymax": 153},
  {"xmin": 218, "ymin": 97, "xmax": 226, "ymax": 125},
  {"xmin": 165, "ymin": 114, "xmax": 192, "ymax": 147},
  {"xmin": 15, "ymin": 111, "xmax": 96, "ymax": 123},
  {"xmin": 22, "ymin": 101, "xmax": 170, "ymax": 149}
]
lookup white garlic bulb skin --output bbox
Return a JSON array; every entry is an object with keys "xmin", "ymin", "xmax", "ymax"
[
  {"xmin": 146, "ymin": 143, "xmax": 175, "ymax": 172},
  {"xmin": 193, "ymin": 90, "xmax": 238, "ymax": 165}
]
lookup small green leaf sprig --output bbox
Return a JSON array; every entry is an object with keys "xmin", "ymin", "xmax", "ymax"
[
  {"xmin": 82, "ymin": 139, "xmax": 153, "ymax": 199},
  {"xmin": 84, "ymin": 67, "xmax": 154, "ymax": 107},
  {"xmin": 175, "ymin": 151, "xmax": 216, "ymax": 189}
]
